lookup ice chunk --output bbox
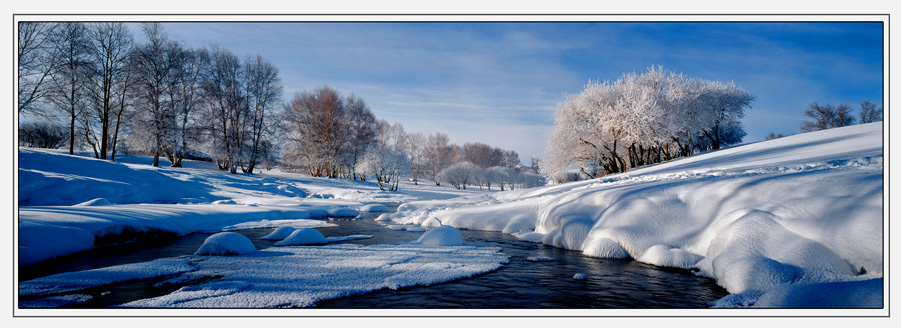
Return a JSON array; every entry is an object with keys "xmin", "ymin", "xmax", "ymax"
[
  {"xmin": 573, "ymin": 273, "xmax": 587, "ymax": 280},
  {"xmin": 195, "ymin": 232, "xmax": 257, "ymax": 256}
]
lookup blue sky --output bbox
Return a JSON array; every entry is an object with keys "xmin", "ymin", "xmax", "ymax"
[{"xmin": 155, "ymin": 21, "xmax": 885, "ymax": 161}]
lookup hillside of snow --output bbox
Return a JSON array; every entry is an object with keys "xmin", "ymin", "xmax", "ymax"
[{"xmin": 383, "ymin": 123, "xmax": 885, "ymax": 308}]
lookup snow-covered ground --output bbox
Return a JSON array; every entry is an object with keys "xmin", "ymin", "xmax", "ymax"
[
  {"xmin": 17, "ymin": 148, "xmax": 479, "ymax": 266},
  {"xmin": 381, "ymin": 123, "xmax": 886, "ymax": 309},
  {"xmin": 16, "ymin": 122, "xmax": 886, "ymax": 311}
]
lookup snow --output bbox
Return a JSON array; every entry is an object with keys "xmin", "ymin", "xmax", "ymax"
[
  {"xmin": 18, "ymin": 148, "xmax": 478, "ymax": 266},
  {"xmin": 360, "ymin": 204, "xmax": 390, "ymax": 212},
  {"xmin": 383, "ymin": 123, "xmax": 885, "ymax": 308},
  {"xmin": 74, "ymin": 198, "xmax": 112, "ymax": 206},
  {"xmin": 414, "ymin": 225, "xmax": 464, "ymax": 246},
  {"xmin": 109, "ymin": 243, "xmax": 504, "ymax": 308},
  {"xmin": 573, "ymin": 273, "xmax": 587, "ymax": 280},
  {"xmin": 19, "ymin": 258, "xmax": 195, "ymax": 297},
  {"xmin": 260, "ymin": 226, "xmax": 297, "ymax": 240},
  {"xmin": 15, "ymin": 122, "xmax": 886, "ymax": 309},
  {"xmin": 273, "ymin": 228, "xmax": 328, "ymax": 246},
  {"xmin": 194, "ymin": 232, "xmax": 258, "ymax": 256}
]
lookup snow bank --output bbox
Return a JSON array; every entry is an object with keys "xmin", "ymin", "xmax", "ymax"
[
  {"xmin": 274, "ymin": 228, "xmax": 328, "ymax": 246},
  {"xmin": 415, "ymin": 225, "xmax": 464, "ymax": 246},
  {"xmin": 195, "ymin": 232, "xmax": 257, "ymax": 256},
  {"xmin": 388, "ymin": 123, "xmax": 885, "ymax": 308}
]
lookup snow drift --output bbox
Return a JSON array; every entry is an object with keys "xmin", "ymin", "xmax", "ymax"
[{"xmin": 386, "ymin": 123, "xmax": 885, "ymax": 308}]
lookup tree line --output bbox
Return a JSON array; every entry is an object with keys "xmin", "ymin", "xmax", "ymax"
[
  {"xmin": 541, "ymin": 66, "xmax": 754, "ymax": 183},
  {"xmin": 17, "ymin": 22, "xmax": 533, "ymax": 191}
]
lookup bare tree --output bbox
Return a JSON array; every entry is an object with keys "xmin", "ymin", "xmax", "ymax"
[
  {"xmin": 46, "ymin": 22, "xmax": 91, "ymax": 155},
  {"xmin": 201, "ymin": 45, "xmax": 246, "ymax": 173},
  {"xmin": 18, "ymin": 22, "xmax": 59, "ymax": 114},
  {"xmin": 859, "ymin": 100, "xmax": 882, "ymax": 124},
  {"xmin": 84, "ymin": 22, "xmax": 133, "ymax": 160},
  {"xmin": 339, "ymin": 93, "xmax": 377, "ymax": 179},
  {"xmin": 284, "ymin": 85, "xmax": 346, "ymax": 177},
  {"xmin": 800, "ymin": 102, "xmax": 855, "ymax": 132},
  {"xmin": 164, "ymin": 46, "xmax": 208, "ymax": 167},
  {"xmin": 242, "ymin": 54, "xmax": 282, "ymax": 173},
  {"xmin": 425, "ymin": 132, "xmax": 452, "ymax": 185}
]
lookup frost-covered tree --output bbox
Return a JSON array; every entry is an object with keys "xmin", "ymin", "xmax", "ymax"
[
  {"xmin": 859, "ymin": 100, "xmax": 882, "ymax": 124},
  {"xmin": 487, "ymin": 166, "xmax": 513, "ymax": 191},
  {"xmin": 437, "ymin": 161, "xmax": 478, "ymax": 190},
  {"xmin": 338, "ymin": 94, "xmax": 378, "ymax": 179},
  {"xmin": 425, "ymin": 132, "xmax": 453, "ymax": 185},
  {"xmin": 543, "ymin": 66, "xmax": 753, "ymax": 182},
  {"xmin": 800, "ymin": 102, "xmax": 855, "ymax": 132},
  {"xmin": 359, "ymin": 146, "xmax": 409, "ymax": 191},
  {"xmin": 406, "ymin": 132, "xmax": 427, "ymax": 185}
]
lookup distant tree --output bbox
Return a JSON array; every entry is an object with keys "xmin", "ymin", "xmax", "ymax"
[
  {"xmin": 359, "ymin": 146, "xmax": 409, "ymax": 191},
  {"xmin": 425, "ymin": 132, "xmax": 452, "ymax": 185},
  {"xmin": 800, "ymin": 102, "xmax": 855, "ymax": 132},
  {"xmin": 859, "ymin": 100, "xmax": 883, "ymax": 124},
  {"xmin": 529, "ymin": 155, "xmax": 541, "ymax": 174},
  {"xmin": 438, "ymin": 161, "xmax": 478, "ymax": 190},
  {"xmin": 339, "ymin": 94, "xmax": 378, "ymax": 179},
  {"xmin": 406, "ymin": 132, "xmax": 427, "ymax": 185},
  {"xmin": 241, "ymin": 54, "xmax": 283, "ymax": 173},
  {"xmin": 19, "ymin": 121, "xmax": 69, "ymax": 149},
  {"xmin": 487, "ymin": 166, "xmax": 513, "ymax": 191},
  {"xmin": 765, "ymin": 132, "xmax": 786, "ymax": 140}
]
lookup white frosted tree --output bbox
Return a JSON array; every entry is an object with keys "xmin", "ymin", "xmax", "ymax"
[
  {"xmin": 359, "ymin": 146, "xmax": 409, "ymax": 191},
  {"xmin": 542, "ymin": 66, "xmax": 753, "ymax": 182}
]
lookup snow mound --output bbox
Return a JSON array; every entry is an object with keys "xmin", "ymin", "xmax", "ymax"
[
  {"xmin": 374, "ymin": 213, "xmax": 393, "ymax": 221},
  {"xmin": 261, "ymin": 226, "xmax": 296, "ymax": 240},
  {"xmin": 360, "ymin": 204, "xmax": 390, "ymax": 212},
  {"xmin": 194, "ymin": 232, "xmax": 257, "ymax": 256},
  {"xmin": 573, "ymin": 273, "xmax": 587, "ymax": 280},
  {"xmin": 274, "ymin": 228, "xmax": 327, "ymax": 246},
  {"xmin": 74, "ymin": 198, "xmax": 112, "ymax": 206},
  {"xmin": 327, "ymin": 208, "xmax": 359, "ymax": 217},
  {"xmin": 415, "ymin": 225, "xmax": 464, "ymax": 246}
]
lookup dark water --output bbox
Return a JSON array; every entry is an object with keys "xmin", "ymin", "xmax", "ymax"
[{"xmin": 19, "ymin": 210, "xmax": 728, "ymax": 308}]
